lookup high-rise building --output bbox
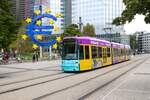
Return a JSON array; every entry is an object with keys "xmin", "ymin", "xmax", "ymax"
[
  {"xmin": 136, "ymin": 32, "xmax": 150, "ymax": 53},
  {"xmin": 10, "ymin": 0, "xmax": 34, "ymax": 21},
  {"xmin": 61, "ymin": 0, "xmax": 72, "ymax": 27},
  {"xmin": 34, "ymin": 0, "xmax": 50, "ymax": 26},
  {"xmin": 34, "ymin": 0, "xmax": 50, "ymax": 13},
  {"xmin": 48, "ymin": 0, "xmax": 64, "ymax": 34},
  {"xmin": 96, "ymin": 33, "xmax": 130, "ymax": 45},
  {"xmin": 34, "ymin": 0, "xmax": 66, "ymax": 34},
  {"xmin": 72, "ymin": 0, "xmax": 124, "ymax": 34}
]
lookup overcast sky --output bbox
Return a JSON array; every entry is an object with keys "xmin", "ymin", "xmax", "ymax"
[{"xmin": 124, "ymin": 14, "xmax": 150, "ymax": 34}]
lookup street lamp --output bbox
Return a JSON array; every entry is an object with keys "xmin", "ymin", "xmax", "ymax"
[
  {"xmin": 78, "ymin": 17, "xmax": 83, "ymax": 32},
  {"xmin": 103, "ymin": 27, "xmax": 112, "ymax": 42}
]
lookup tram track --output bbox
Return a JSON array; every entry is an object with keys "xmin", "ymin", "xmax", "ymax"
[
  {"xmin": 0, "ymin": 70, "xmax": 29, "ymax": 76},
  {"xmin": 0, "ymin": 66, "xmax": 33, "ymax": 70},
  {"xmin": 78, "ymin": 58, "xmax": 148, "ymax": 100},
  {"xmin": 0, "ymin": 72, "xmax": 76, "ymax": 95},
  {"xmin": 0, "ymin": 72, "xmax": 63, "ymax": 86},
  {"xmin": 0, "ymin": 66, "xmax": 61, "ymax": 76},
  {"xmin": 33, "ymin": 57, "xmax": 145, "ymax": 100},
  {"xmin": 0, "ymin": 57, "xmax": 144, "ymax": 99},
  {"xmin": 0, "ymin": 66, "xmax": 63, "ymax": 90}
]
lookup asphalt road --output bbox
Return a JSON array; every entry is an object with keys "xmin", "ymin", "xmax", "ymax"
[{"xmin": 0, "ymin": 55, "xmax": 149, "ymax": 100}]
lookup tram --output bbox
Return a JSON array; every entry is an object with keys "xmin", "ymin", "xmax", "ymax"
[{"xmin": 61, "ymin": 37, "xmax": 130, "ymax": 72}]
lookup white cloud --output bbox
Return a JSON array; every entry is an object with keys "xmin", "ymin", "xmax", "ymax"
[{"xmin": 124, "ymin": 15, "xmax": 150, "ymax": 34}]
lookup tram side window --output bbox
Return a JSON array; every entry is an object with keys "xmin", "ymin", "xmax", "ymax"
[
  {"xmin": 85, "ymin": 46, "xmax": 89, "ymax": 59},
  {"xmin": 114, "ymin": 48, "xmax": 117, "ymax": 57},
  {"xmin": 107, "ymin": 48, "xmax": 110, "ymax": 57},
  {"xmin": 128, "ymin": 49, "xmax": 130, "ymax": 55},
  {"xmin": 118, "ymin": 49, "xmax": 121, "ymax": 57},
  {"xmin": 121, "ymin": 49, "xmax": 124, "ymax": 56},
  {"xmin": 92, "ymin": 46, "xmax": 97, "ymax": 58},
  {"xmin": 98, "ymin": 47, "xmax": 102, "ymax": 58},
  {"xmin": 120, "ymin": 49, "xmax": 122, "ymax": 56},
  {"xmin": 80, "ymin": 45, "xmax": 84, "ymax": 59}
]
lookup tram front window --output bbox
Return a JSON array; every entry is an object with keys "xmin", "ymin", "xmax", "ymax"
[{"xmin": 62, "ymin": 39, "xmax": 78, "ymax": 60}]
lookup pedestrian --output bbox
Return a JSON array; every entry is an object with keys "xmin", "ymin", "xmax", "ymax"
[
  {"xmin": 32, "ymin": 54, "xmax": 36, "ymax": 63},
  {"xmin": 36, "ymin": 53, "xmax": 39, "ymax": 61},
  {"xmin": 2, "ymin": 52, "xmax": 9, "ymax": 64}
]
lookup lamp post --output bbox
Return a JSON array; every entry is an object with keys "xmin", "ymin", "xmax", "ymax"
[
  {"xmin": 103, "ymin": 27, "xmax": 112, "ymax": 42},
  {"xmin": 39, "ymin": 0, "xmax": 43, "ymax": 59},
  {"xmin": 78, "ymin": 17, "xmax": 83, "ymax": 32}
]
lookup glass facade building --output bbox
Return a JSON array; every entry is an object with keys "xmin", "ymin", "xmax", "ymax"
[
  {"xmin": 49, "ymin": 0, "xmax": 64, "ymax": 34},
  {"xmin": 72, "ymin": 0, "xmax": 124, "ymax": 34},
  {"xmin": 61, "ymin": 0, "xmax": 72, "ymax": 27},
  {"xmin": 34, "ymin": 0, "xmax": 65, "ymax": 34}
]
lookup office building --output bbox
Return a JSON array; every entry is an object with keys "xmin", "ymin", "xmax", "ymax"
[
  {"xmin": 72, "ymin": 0, "xmax": 124, "ymax": 34},
  {"xmin": 61, "ymin": 0, "xmax": 72, "ymax": 27},
  {"xmin": 136, "ymin": 32, "xmax": 150, "ymax": 53},
  {"xmin": 96, "ymin": 33, "xmax": 130, "ymax": 45},
  {"xmin": 10, "ymin": 0, "xmax": 34, "ymax": 21}
]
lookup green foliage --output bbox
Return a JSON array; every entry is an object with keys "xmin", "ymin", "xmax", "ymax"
[
  {"xmin": 130, "ymin": 35, "xmax": 138, "ymax": 51},
  {"xmin": 9, "ymin": 21, "xmax": 33, "ymax": 54},
  {"xmin": 17, "ymin": 22, "xmax": 33, "ymax": 53},
  {"xmin": 82, "ymin": 23, "xmax": 96, "ymax": 37},
  {"xmin": 113, "ymin": 0, "xmax": 150, "ymax": 25},
  {"xmin": 0, "ymin": 0, "xmax": 19, "ymax": 50},
  {"xmin": 61, "ymin": 24, "xmax": 82, "ymax": 37}
]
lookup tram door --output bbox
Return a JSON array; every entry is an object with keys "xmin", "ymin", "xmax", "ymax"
[{"xmin": 102, "ymin": 47, "xmax": 107, "ymax": 66}]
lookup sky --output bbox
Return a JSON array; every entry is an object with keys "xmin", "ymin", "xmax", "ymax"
[{"xmin": 124, "ymin": 14, "xmax": 150, "ymax": 34}]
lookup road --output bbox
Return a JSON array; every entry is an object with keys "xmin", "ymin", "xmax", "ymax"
[{"xmin": 0, "ymin": 54, "xmax": 150, "ymax": 100}]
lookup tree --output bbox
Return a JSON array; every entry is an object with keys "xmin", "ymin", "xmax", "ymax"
[
  {"xmin": 113, "ymin": 0, "xmax": 150, "ymax": 25},
  {"xmin": 0, "ymin": 0, "xmax": 19, "ymax": 50},
  {"xmin": 61, "ymin": 24, "xmax": 82, "ymax": 37},
  {"xmin": 130, "ymin": 34, "xmax": 138, "ymax": 52},
  {"xmin": 17, "ymin": 22, "xmax": 33, "ymax": 53},
  {"xmin": 82, "ymin": 23, "xmax": 96, "ymax": 37}
]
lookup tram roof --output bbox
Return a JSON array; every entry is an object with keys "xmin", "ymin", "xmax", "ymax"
[
  {"xmin": 64, "ymin": 36, "xmax": 111, "ymax": 46},
  {"xmin": 63, "ymin": 36, "xmax": 130, "ymax": 48},
  {"xmin": 125, "ymin": 45, "xmax": 131, "ymax": 49}
]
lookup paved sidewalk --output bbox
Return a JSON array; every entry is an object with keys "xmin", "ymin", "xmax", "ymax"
[
  {"xmin": 102, "ymin": 56, "xmax": 150, "ymax": 100},
  {"xmin": 0, "ymin": 60, "xmax": 61, "ymax": 70}
]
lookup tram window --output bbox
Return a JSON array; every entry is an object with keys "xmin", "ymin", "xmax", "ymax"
[
  {"xmin": 112, "ymin": 48, "xmax": 114, "ymax": 57},
  {"xmin": 118, "ymin": 49, "xmax": 121, "ymax": 56},
  {"xmin": 98, "ymin": 47, "xmax": 102, "ymax": 58},
  {"xmin": 107, "ymin": 48, "xmax": 110, "ymax": 57},
  {"xmin": 121, "ymin": 49, "xmax": 124, "ymax": 56},
  {"xmin": 80, "ymin": 45, "xmax": 84, "ymax": 59},
  {"xmin": 92, "ymin": 46, "xmax": 97, "ymax": 58},
  {"xmin": 114, "ymin": 48, "xmax": 117, "ymax": 57},
  {"xmin": 63, "ymin": 40, "xmax": 77, "ymax": 60},
  {"xmin": 85, "ymin": 46, "xmax": 89, "ymax": 59},
  {"xmin": 128, "ymin": 49, "xmax": 130, "ymax": 55},
  {"xmin": 120, "ymin": 49, "xmax": 122, "ymax": 56}
]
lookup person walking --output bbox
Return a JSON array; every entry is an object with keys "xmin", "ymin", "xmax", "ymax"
[
  {"xmin": 32, "ymin": 53, "xmax": 36, "ymax": 63},
  {"xmin": 36, "ymin": 53, "xmax": 39, "ymax": 61}
]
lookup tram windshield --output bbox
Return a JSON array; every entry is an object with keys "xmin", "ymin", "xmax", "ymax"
[{"xmin": 62, "ymin": 39, "xmax": 78, "ymax": 60}]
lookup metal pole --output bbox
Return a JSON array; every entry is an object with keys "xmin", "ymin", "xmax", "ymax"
[
  {"xmin": 49, "ymin": 46, "xmax": 52, "ymax": 60},
  {"xmin": 39, "ymin": 0, "xmax": 43, "ymax": 59},
  {"xmin": 40, "ymin": 46, "xmax": 42, "ymax": 59},
  {"xmin": 78, "ymin": 17, "xmax": 83, "ymax": 32}
]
